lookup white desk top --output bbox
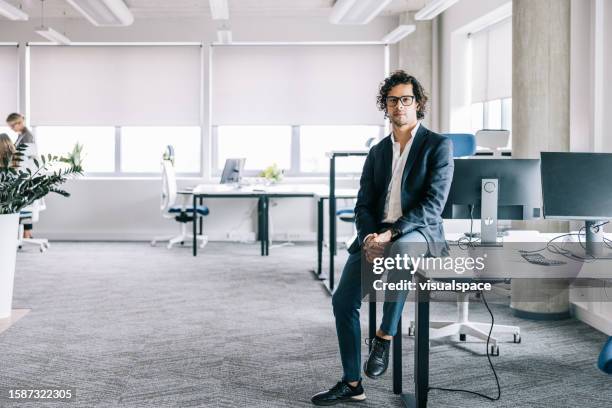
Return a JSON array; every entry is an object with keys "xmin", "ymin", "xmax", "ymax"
[
  {"xmin": 181, "ymin": 184, "xmax": 358, "ymax": 198},
  {"xmin": 429, "ymin": 230, "xmax": 612, "ymax": 280}
]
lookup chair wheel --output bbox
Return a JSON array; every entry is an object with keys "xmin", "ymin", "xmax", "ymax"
[
  {"xmin": 40, "ymin": 246, "xmax": 46, "ymax": 253},
  {"xmin": 513, "ymin": 333, "xmax": 522, "ymax": 344},
  {"xmin": 490, "ymin": 345, "xmax": 500, "ymax": 356},
  {"xmin": 408, "ymin": 326, "xmax": 415, "ymax": 336},
  {"xmin": 459, "ymin": 333, "xmax": 466, "ymax": 341}
]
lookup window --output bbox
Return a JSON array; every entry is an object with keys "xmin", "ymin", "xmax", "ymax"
[
  {"xmin": 216, "ymin": 126, "xmax": 292, "ymax": 172},
  {"xmin": 121, "ymin": 127, "xmax": 201, "ymax": 174},
  {"xmin": 470, "ymin": 103, "xmax": 484, "ymax": 135},
  {"xmin": 469, "ymin": 18, "xmax": 512, "ymax": 136},
  {"xmin": 470, "ymin": 97, "xmax": 512, "ymax": 134},
  {"xmin": 300, "ymin": 126, "xmax": 379, "ymax": 173},
  {"xmin": 486, "ymin": 99, "xmax": 502, "ymax": 129},
  {"xmin": 36, "ymin": 126, "xmax": 115, "ymax": 173},
  {"xmin": 501, "ymin": 98, "xmax": 512, "ymax": 132}
]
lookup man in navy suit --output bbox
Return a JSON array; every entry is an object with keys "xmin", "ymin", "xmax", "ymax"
[{"xmin": 312, "ymin": 71, "xmax": 454, "ymax": 406}]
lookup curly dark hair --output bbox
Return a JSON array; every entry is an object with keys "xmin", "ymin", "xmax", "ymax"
[{"xmin": 376, "ymin": 71, "xmax": 428, "ymax": 120}]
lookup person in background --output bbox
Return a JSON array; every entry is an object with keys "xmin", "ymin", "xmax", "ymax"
[
  {"xmin": 0, "ymin": 133, "xmax": 17, "ymax": 167},
  {"xmin": 6, "ymin": 113, "xmax": 37, "ymax": 238},
  {"xmin": 6, "ymin": 112, "xmax": 34, "ymax": 147}
]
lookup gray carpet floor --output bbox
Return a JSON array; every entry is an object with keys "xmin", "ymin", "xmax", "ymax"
[{"xmin": 1, "ymin": 242, "xmax": 611, "ymax": 407}]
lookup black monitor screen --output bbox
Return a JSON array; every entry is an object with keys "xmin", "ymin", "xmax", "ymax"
[
  {"xmin": 442, "ymin": 158, "xmax": 541, "ymax": 220},
  {"xmin": 541, "ymin": 152, "xmax": 612, "ymax": 220}
]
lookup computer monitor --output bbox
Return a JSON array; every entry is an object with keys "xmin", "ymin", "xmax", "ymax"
[
  {"xmin": 442, "ymin": 158, "xmax": 542, "ymax": 245},
  {"xmin": 541, "ymin": 152, "xmax": 612, "ymax": 256},
  {"xmin": 220, "ymin": 158, "xmax": 245, "ymax": 184}
]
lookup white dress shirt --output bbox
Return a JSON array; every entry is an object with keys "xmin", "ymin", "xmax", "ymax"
[{"xmin": 382, "ymin": 122, "xmax": 420, "ymax": 224}]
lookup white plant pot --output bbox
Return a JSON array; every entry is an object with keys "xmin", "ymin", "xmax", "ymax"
[{"xmin": 0, "ymin": 213, "xmax": 19, "ymax": 319}]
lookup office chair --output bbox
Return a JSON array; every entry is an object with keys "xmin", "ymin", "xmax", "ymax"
[
  {"xmin": 599, "ymin": 337, "xmax": 612, "ymax": 374},
  {"xmin": 445, "ymin": 133, "xmax": 477, "ymax": 158},
  {"xmin": 151, "ymin": 158, "xmax": 209, "ymax": 250},
  {"xmin": 475, "ymin": 129, "xmax": 511, "ymax": 156},
  {"xmin": 407, "ymin": 133, "xmax": 520, "ymax": 355},
  {"xmin": 18, "ymin": 200, "xmax": 49, "ymax": 253}
]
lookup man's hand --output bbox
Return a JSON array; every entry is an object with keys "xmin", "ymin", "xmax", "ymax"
[
  {"xmin": 374, "ymin": 229, "xmax": 392, "ymax": 244},
  {"xmin": 364, "ymin": 233, "xmax": 385, "ymax": 263}
]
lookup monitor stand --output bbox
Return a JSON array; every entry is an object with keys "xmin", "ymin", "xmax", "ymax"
[
  {"xmin": 480, "ymin": 178, "xmax": 502, "ymax": 247},
  {"xmin": 585, "ymin": 220, "xmax": 609, "ymax": 257}
]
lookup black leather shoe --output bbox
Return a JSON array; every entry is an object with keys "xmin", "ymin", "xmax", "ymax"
[
  {"xmin": 363, "ymin": 337, "xmax": 391, "ymax": 379},
  {"xmin": 311, "ymin": 380, "xmax": 366, "ymax": 406}
]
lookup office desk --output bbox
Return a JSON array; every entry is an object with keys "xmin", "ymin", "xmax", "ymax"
[
  {"xmin": 313, "ymin": 189, "xmax": 358, "ymax": 293},
  {"xmin": 379, "ymin": 230, "xmax": 612, "ymax": 407},
  {"xmin": 326, "ymin": 150, "xmax": 368, "ymax": 292},
  {"xmin": 180, "ymin": 184, "xmax": 328, "ymax": 257}
]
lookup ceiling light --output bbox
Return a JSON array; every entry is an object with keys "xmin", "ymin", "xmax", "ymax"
[
  {"xmin": 382, "ymin": 25, "xmax": 416, "ymax": 44},
  {"xmin": 0, "ymin": 0, "xmax": 28, "ymax": 20},
  {"xmin": 217, "ymin": 29, "xmax": 232, "ymax": 44},
  {"xmin": 209, "ymin": 0, "xmax": 229, "ymax": 20},
  {"xmin": 329, "ymin": 0, "xmax": 393, "ymax": 25},
  {"xmin": 415, "ymin": 0, "xmax": 461, "ymax": 21},
  {"xmin": 36, "ymin": 27, "xmax": 71, "ymax": 45},
  {"xmin": 65, "ymin": 0, "xmax": 134, "ymax": 26}
]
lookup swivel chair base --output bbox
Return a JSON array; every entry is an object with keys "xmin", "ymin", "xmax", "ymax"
[
  {"xmin": 152, "ymin": 223, "xmax": 208, "ymax": 250},
  {"xmin": 407, "ymin": 292, "xmax": 521, "ymax": 356}
]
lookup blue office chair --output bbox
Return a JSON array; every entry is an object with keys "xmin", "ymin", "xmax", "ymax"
[
  {"xmin": 599, "ymin": 337, "xmax": 612, "ymax": 374},
  {"xmin": 443, "ymin": 133, "xmax": 477, "ymax": 158}
]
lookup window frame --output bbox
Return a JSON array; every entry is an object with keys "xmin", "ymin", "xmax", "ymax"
[
  {"xmin": 32, "ymin": 125, "xmax": 203, "ymax": 178},
  {"xmin": 211, "ymin": 124, "xmax": 385, "ymax": 178},
  {"xmin": 31, "ymin": 123, "xmax": 386, "ymax": 179}
]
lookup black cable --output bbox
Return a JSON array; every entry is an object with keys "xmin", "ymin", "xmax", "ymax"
[
  {"xmin": 429, "ymin": 289, "xmax": 501, "ymax": 401},
  {"xmin": 457, "ymin": 204, "xmax": 481, "ymax": 249}
]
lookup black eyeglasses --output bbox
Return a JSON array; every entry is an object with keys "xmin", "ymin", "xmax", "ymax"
[{"xmin": 386, "ymin": 95, "xmax": 415, "ymax": 107}]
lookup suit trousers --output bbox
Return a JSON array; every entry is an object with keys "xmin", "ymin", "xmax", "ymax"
[{"xmin": 331, "ymin": 230, "xmax": 428, "ymax": 382}]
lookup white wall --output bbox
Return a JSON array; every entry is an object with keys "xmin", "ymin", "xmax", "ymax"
[{"xmin": 0, "ymin": 15, "xmax": 397, "ymax": 241}]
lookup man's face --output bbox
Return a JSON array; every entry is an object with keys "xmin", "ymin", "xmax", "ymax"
[
  {"xmin": 7, "ymin": 117, "xmax": 25, "ymax": 133},
  {"xmin": 385, "ymin": 83, "xmax": 419, "ymax": 128}
]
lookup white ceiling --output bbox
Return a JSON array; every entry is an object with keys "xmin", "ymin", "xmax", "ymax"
[{"xmin": 13, "ymin": 0, "xmax": 426, "ymax": 20}]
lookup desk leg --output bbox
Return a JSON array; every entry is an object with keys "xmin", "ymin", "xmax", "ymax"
[
  {"xmin": 398, "ymin": 274, "xmax": 430, "ymax": 408},
  {"xmin": 192, "ymin": 195, "xmax": 197, "ymax": 257},
  {"xmin": 198, "ymin": 197, "xmax": 203, "ymax": 235},
  {"xmin": 258, "ymin": 197, "xmax": 264, "ymax": 256},
  {"xmin": 369, "ymin": 301, "xmax": 376, "ymax": 351},
  {"xmin": 263, "ymin": 196, "xmax": 269, "ymax": 256},
  {"xmin": 393, "ymin": 317, "xmax": 402, "ymax": 394},
  {"xmin": 328, "ymin": 156, "xmax": 336, "ymax": 293},
  {"xmin": 316, "ymin": 198, "xmax": 323, "ymax": 278}
]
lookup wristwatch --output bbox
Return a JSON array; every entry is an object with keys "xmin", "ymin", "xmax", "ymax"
[{"xmin": 389, "ymin": 227, "xmax": 402, "ymax": 241}]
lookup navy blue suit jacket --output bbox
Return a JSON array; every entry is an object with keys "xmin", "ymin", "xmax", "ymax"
[{"xmin": 348, "ymin": 124, "xmax": 454, "ymax": 256}]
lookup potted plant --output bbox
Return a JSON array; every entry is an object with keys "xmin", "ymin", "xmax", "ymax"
[
  {"xmin": 259, "ymin": 163, "xmax": 283, "ymax": 185},
  {"xmin": 0, "ymin": 143, "xmax": 82, "ymax": 319}
]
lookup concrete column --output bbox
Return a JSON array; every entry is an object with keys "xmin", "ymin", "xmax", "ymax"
[
  {"xmin": 397, "ymin": 12, "xmax": 433, "ymax": 129},
  {"xmin": 512, "ymin": 0, "xmax": 571, "ymax": 157},
  {"xmin": 511, "ymin": 0, "xmax": 572, "ymax": 319}
]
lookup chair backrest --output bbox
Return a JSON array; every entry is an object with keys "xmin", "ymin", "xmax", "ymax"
[
  {"xmin": 160, "ymin": 159, "xmax": 178, "ymax": 213},
  {"xmin": 475, "ymin": 129, "xmax": 510, "ymax": 152},
  {"xmin": 443, "ymin": 133, "xmax": 476, "ymax": 158}
]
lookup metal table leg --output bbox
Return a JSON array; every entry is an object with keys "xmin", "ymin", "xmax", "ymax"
[
  {"xmin": 395, "ymin": 273, "xmax": 430, "ymax": 408},
  {"xmin": 192, "ymin": 195, "xmax": 198, "ymax": 256}
]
